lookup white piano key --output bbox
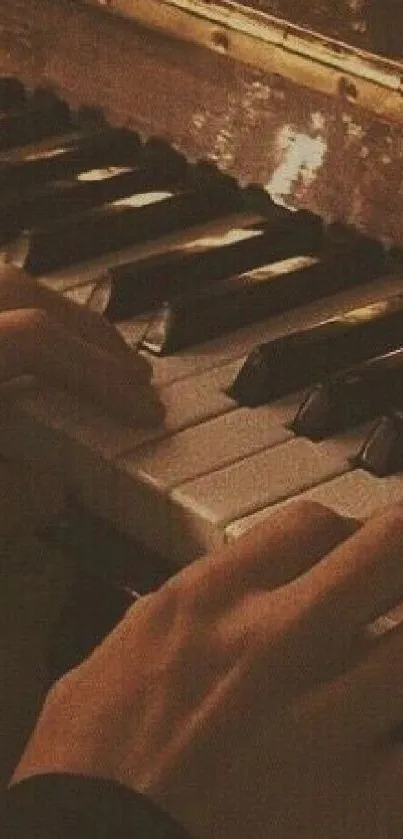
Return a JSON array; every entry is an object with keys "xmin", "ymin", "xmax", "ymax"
[
  {"xmin": 0, "ymin": 361, "xmax": 238, "ymax": 555},
  {"xmin": 0, "ymin": 355, "xmax": 238, "ymax": 462},
  {"xmin": 116, "ymin": 313, "xmax": 154, "ymax": 349},
  {"xmin": 120, "ymin": 397, "xmax": 299, "ymax": 490},
  {"xmin": 225, "ymin": 469, "xmax": 403, "ymax": 541},
  {"xmin": 313, "ymin": 422, "xmax": 375, "ymax": 462},
  {"xmin": 288, "ymin": 469, "xmax": 403, "ymax": 519},
  {"xmin": 168, "ymin": 436, "xmax": 352, "ymax": 564},
  {"xmin": 68, "ymin": 362, "xmax": 238, "ymax": 543},
  {"xmin": 62, "ymin": 277, "xmax": 114, "ymax": 313},
  {"xmin": 95, "ymin": 400, "xmax": 296, "ymax": 555},
  {"xmin": 157, "ymin": 362, "xmax": 237, "ymax": 432},
  {"xmin": 0, "ymin": 387, "xmax": 163, "ymax": 557},
  {"xmin": 0, "ymin": 384, "xmax": 128, "ymax": 488}
]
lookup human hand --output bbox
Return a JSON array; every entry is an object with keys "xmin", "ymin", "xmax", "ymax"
[
  {"xmin": 0, "ymin": 263, "xmax": 164, "ymax": 424},
  {"xmin": 12, "ymin": 500, "xmax": 403, "ymax": 839},
  {"xmin": 0, "ymin": 264, "xmax": 163, "ymax": 532}
]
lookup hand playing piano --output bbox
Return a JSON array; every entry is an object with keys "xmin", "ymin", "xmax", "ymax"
[
  {"xmin": 0, "ymin": 264, "xmax": 164, "ymax": 423},
  {"xmin": 0, "ymin": 264, "xmax": 164, "ymax": 535},
  {"xmin": 10, "ymin": 500, "xmax": 403, "ymax": 839}
]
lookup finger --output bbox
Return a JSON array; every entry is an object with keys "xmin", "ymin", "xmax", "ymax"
[
  {"xmin": 0, "ymin": 265, "xmax": 152, "ymax": 379},
  {"xmin": 0, "ymin": 265, "xmax": 128, "ymax": 355},
  {"xmin": 0, "ymin": 308, "xmax": 164, "ymax": 424},
  {"xmin": 172, "ymin": 501, "xmax": 359, "ymax": 610},
  {"xmin": 296, "ymin": 504, "xmax": 403, "ymax": 640},
  {"xmin": 217, "ymin": 501, "xmax": 358, "ymax": 587}
]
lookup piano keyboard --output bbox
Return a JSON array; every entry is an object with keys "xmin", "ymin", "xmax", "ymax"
[{"xmin": 0, "ymin": 81, "xmax": 402, "ymax": 570}]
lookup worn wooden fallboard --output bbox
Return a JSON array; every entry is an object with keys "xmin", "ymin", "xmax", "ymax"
[
  {"xmin": 0, "ymin": 0, "xmax": 402, "ymax": 243},
  {"xmin": 211, "ymin": 0, "xmax": 403, "ymax": 60}
]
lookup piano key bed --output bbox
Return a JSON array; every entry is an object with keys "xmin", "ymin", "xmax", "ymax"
[{"xmin": 0, "ymin": 80, "xmax": 403, "ymax": 573}]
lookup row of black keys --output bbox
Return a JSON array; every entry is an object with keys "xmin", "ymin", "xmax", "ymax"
[
  {"xmin": 0, "ymin": 79, "xmax": 387, "ymax": 312},
  {"xmin": 280, "ymin": 346, "xmax": 403, "ymax": 477},
  {"xmin": 0, "ymin": 87, "xmax": 396, "ymax": 344},
  {"xmin": 1, "ymin": 79, "xmax": 403, "ymax": 475}
]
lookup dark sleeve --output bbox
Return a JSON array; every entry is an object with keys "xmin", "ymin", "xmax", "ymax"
[{"xmin": 1, "ymin": 773, "xmax": 192, "ymax": 839}]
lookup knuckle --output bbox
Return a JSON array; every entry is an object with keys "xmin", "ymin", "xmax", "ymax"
[{"xmin": 166, "ymin": 564, "xmax": 212, "ymax": 622}]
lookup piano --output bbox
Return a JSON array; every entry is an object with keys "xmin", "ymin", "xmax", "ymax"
[{"xmin": 0, "ymin": 0, "xmax": 402, "ymax": 582}]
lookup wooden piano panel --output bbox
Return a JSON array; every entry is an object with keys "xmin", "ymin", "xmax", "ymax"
[
  {"xmin": 237, "ymin": 0, "xmax": 403, "ymax": 60},
  {"xmin": 0, "ymin": 0, "xmax": 402, "ymax": 244}
]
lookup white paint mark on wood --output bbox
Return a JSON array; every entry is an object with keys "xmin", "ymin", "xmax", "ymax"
[{"xmin": 265, "ymin": 125, "xmax": 327, "ymax": 204}]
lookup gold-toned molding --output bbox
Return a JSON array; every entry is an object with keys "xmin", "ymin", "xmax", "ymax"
[{"xmin": 85, "ymin": 0, "xmax": 403, "ymax": 122}]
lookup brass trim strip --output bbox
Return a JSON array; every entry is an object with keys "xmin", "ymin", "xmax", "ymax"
[{"xmin": 86, "ymin": 0, "xmax": 403, "ymax": 122}]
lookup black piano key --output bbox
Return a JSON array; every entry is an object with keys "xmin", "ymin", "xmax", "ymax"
[
  {"xmin": 0, "ymin": 77, "xmax": 26, "ymax": 113},
  {"xmin": 352, "ymin": 411, "xmax": 403, "ymax": 476},
  {"xmin": 0, "ymin": 89, "xmax": 72, "ymax": 151},
  {"xmin": 142, "ymin": 138, "xmax": 188, "ymax": 178},
  {"xmin": 228, "ymin": 293, "xmax": 403, "ymax": 406},
  {"xmin": 0, "ymin": 165, "xmax": 178, "ymax": 246},
  {"xmin": 0, "ymin": 126, "xmax": 142, "ymax": 192},
  {"xmin": 191, "ymin": 159, "xmax": 239, "ymax": 192},
  {"xmin": 14, "ymin": 178, "xmax": 242, "ymax": 275},
  {"xmin": 104, "ymin": 208, "xmax": 322, "ymax": 321},
  {"xmin": 141, "ymin": 235, "xmax": 384, "ymax": 354},
  {"xmin": 290, "ymin": 348, "xmax": 403, "ymax": 439}
]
